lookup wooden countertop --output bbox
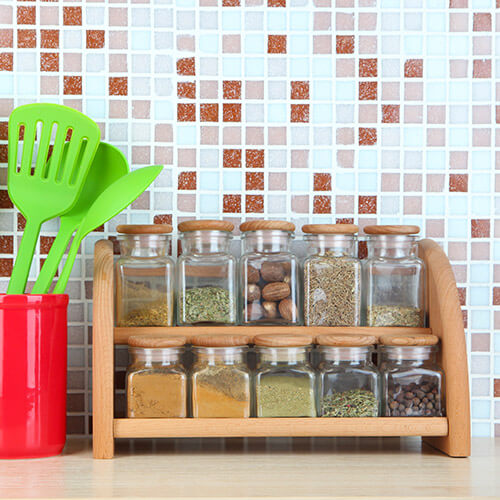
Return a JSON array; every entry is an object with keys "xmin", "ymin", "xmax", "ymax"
[{"xmin": 0, "ymin": 438, "xmax": 498, "ymax": 499}]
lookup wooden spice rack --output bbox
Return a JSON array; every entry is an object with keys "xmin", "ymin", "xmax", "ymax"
[{"xmin": 92, "ymin": 238, "xmax": 470, "ymax": 459}]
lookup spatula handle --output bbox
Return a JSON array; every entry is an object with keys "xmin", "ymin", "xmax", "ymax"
[{"xmin": 52, "ymin": 232, "xmax": 83, "ymax": 294}]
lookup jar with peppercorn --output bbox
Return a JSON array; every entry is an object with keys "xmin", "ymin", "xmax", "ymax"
[
  {"xmin": 239, "ymin": 220, "xmax": 301, "ymax": 325},
  {"xmin": 378, "ymin": 334, "xmax": 445, "ymax": 417}
]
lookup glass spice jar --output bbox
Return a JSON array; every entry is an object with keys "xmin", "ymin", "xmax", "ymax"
[
  {"xmin": 190, "ymin": 335, "xmax": 251, "ymax": 418},
  {"xmin": 239, "ymin": 220, "xmax": 301, "ymax": 325},
  {"xmin": 378, "ymin": 334, "xmax": 444, "ymax": 417},
  {"xmin": 177, "ymin": 220, "xmax": 237, "ymax": 325},
  {"xmin": 303, "ymin": 224, "xmax": 361, "ymax": 326},
  {"xmin": 316, "ymin": 334, "xmax": 380, "ymax": 417},
  {"xmin": 254, "ymin": 334, "xmax": 316, "ymax": 417},
  {"xmin": 115, "ymin": 224, "xmax": 174, "ymax": 327},
  {"xmin": 126, "ymin": 335, "xmax": 187, "ymax": 418},
  {"xmin": 363, "ymin": 225, "xmax": 425, "ymax": 327}
]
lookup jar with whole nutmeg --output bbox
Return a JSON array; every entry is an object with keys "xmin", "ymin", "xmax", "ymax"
[{"xmin": 239, "ymin": 220, "xmax": 301, "ymax": 325}]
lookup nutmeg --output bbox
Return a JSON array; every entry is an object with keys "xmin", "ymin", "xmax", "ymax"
[
  {"xmin": 279, "ymin": 298, "xmax": 298, "ymax": 322},
  {"xmin": 262, "ymin": 281, "xmax": 290, "ymax": 302},
  {"xmin": 262, "ymin": 301, "xmax": 279, "ymax": 319},
  {"xmin": 260, "ymin": 261, "xmax": 285, "ymax": 282},
  {"xmin": 246, "ymin": 283, "xmax": 261, "ymax": 302},
  {"xmin": 246, "ymin": 302, "xmax": 264, "ymax": 321},
  {"xmin": 282, "ymin": 261, "xmax": 292, "ymax": 275},
  {"xmin": 246, "ymin": 265, "xmax": 260, "ymax": 284}
]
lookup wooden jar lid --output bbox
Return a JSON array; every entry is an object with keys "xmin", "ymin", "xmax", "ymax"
[
  {"xmin": 117, "ymin": 224, "xmax": 173, "ymax": 234},
  {"xmin": 128, "ymin": 335, "xmax": 186, "ymax": 348},
  {"xmin": 240, "ymin": 220, "xmax": 295, "ymax": 232},
  {"xmin": 379, "ymin": 334, "xmax": 439, "ymax": 346},
  {"xmin": 302, "ymin": 224, "xmax": 358, "ymax": 235},
  {"xmin": 363, "ymin": 225, "xmax": 420, "ymax": 235},
  {"xmin": 190, "ymin": 334, "xmax": 250, "ymax": 347},
  {"xmin": 253, "ymin": 333, "xmax": 312, "ymax": 347},
  {"xmin": 316, "ymin": 334, "xmax": 376, "ymax": 347},
  {"xmin": 178, "ymin": 220, "xmax": 234, "ymax": 233}
]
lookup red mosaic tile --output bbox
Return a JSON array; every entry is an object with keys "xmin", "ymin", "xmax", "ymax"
[
  {"xmin": 0, "ymin": 258, "xmax": 13, "ymax": 277},
  {"xmin": 291, "ymin": 81, "xmax": 309, "ymax": 100},
  {"xmin": 359, "ymin": 82, "xmax": 377, "ymax": 100},
  {"xmin": 153, "ymin": 214, "xmax": 173, "ymax": 225},
  {"xmin": 200, "ymin": 103, "xmax": 219, "ymax": 122},
  {"xmin": 336, "ymin": 218, "xmax": 354, "ymax": 224},
  {"xmin": 473, "ymin": 13, "xmax": 491, "ymax": 31},
  {"xmin": 404, "ymin": 59, "xmax": 423, "ymax": 78},
  {"xmin": 313, "ymin": 173, "xmax": 331, "ymax": 191},
  {"xmin": 246, "ymin": 172, "xmax": 264, "ymax": 191},
  {"xmin": 358, "ymin": 241, "xmax": 368, "ymax": 260},
  {"xmin": 0, "ymin": 122, "xmax": 7, "ymax": 140},
  {"xmin": 87, "ymin": 30, "xmax": 105, "ymax": 49},
  {"xmin": 178, "ymin": 171, "xmax": 197, "ymax": 190},
  {"xmin": 493, "ymin": 287, "xmax": 500, "ymax": 306},
  {"xmin": 109, "ymin": 77, "xmax": 127, "ymax": 96},
  {"xmin": 63, "ymin": 7, "xmax": 81, "ymax": 26},
  {"xmin": 313, "ymin": 195, "xmax": 332, "ymax": 214},
  {"xmin": 178, "ymin": 82, "xmax": 196, "ymax": 99},
  {"xmin": 223, "ymin": 80, "xmax": 241, "ymax": 100},
  {"xmin": 0, "ymin": 235, "xmax": 13, "ymax": 254},
  {"xmin": 246, "ymin": 195, "xmax": 264, "ymax": 213},
  {"xmin": 359, "ymin": 58, "xmax": 377, "ymax": 77},
  {"xmin": 291, "ymin": 104, "xmax": 309, "ymax": 123},
  {"xmin": 382, "ymin": 104, "xmax": 400, "ymax": 123},
  {"xmin": 268, "ymin": 0, "xmax": 286, "ymax": 6},
  {"xmin": 63, "ymin": 76, "xmax": 81, "ymax": 95},
  {"xmin": 268, "ymin": 35, "xmax": 286, "ymax": 54},
  {"xmin": 359, "ymin": 128, "xmax": 377, "ymax": 145},
  {"xmin": 496, "ymin": 105, "xmax": 500, "ymax": 124},
  {"xmin": 473, "ymin": 59, "xmax": 491, "ymax": 78},
  {"xmin": 39, "ymin": 236, "xmax": 55, "ymax": 255},
  {"xmin": 457, "ymin": 287, "xmax": 466, "ymax": 306},
  {"xmin": 471, "ymin": 219, "xmax": 490, "ymax": 238},
  {"xmin": 223, "ymin": 194, "xmax": 241, "ymax": 213},
  {"xmin": 17, "ymin": 6, "xmax": 35, "ymax": 25},
  {"xmin": 40, "ymin": 53, "xmax": 58, "ymax": 72},
  {"xmin": 41, "ymin": 30, "xmax": 58, "ymax": 49},
  {"xmin": 223, "ymin": 0, "xmax": 240, "ymax": 5},
  {"xmin": 0, "ymin": 144, "xmax": 7, "ymax": 163},
  {"xmin": 0, "ymin": 30, "xmax": 13, "ymax": 49},
  {"xmin": 449, "ymin": 174, "xmax": 468, "ymax": 192},
  {"xmin": 358, "ymin": 195, "xmax": 377, "ymax": 214},
  {"xmin": 336, "ymin": 35, "xmax": 354, "ymax": 54},
  {"xmin": 0, "ymin": 53, "xmax": 13, "ymax": 71},
  {"xmin": 449, "ymin": 0, "xmax": 468, "ymax": 6},
  {"xmin": 223, "ymin": 103, "xmax": 241, "ymax": 122},
  {"xmin": 17, "ymin": 214, "xmax": 26, "ymax": 231},
  {"xmin": 177, "ymin": 57, "xmax": 195, "ymax": 76},
  {"xmin": 223, "ymin": 149, "xmax": 242, "ymax": 168},
  {"xmin": 246, "ymin": 149, "xmax": 264, "ymax": 168},
  {"xmin": 177, "ymin": 103, "xmax": 196, "ymax": 122},
  {"xmin": 17, "ymin": 29, "xmax": 36, "ymax": 48}
]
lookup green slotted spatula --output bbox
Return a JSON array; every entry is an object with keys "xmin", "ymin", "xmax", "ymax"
[{"xmin": 7, "ymin": 103, "xmax": 100, "ymax": 294}]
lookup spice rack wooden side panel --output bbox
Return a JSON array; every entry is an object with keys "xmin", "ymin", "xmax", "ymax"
[{"xmin": 92, "ymin": 238, "xmax": 470, "ymax": 459}]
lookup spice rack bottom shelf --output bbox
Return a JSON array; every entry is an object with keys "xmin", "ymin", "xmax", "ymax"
[{"xmin": 113, "ymin": 417, "xmax": 448, "ymax": 438}]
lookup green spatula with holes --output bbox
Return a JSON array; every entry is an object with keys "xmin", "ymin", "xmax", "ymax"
[
  {"xmin": 53, "ymin": 165, "xmax": 163, "ymax": 294},
  {"xmin": 7, "ymin": 103, "xmax": 100, "ymax": 294}
]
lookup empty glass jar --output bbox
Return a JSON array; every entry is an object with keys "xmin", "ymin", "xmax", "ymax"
[
  {"xmin": 303, "ymin": 224, "xmax": 361, "ymax": 326},
  {"xmin": 254, "ymin": 334, "xmax": 316, "ymax": 417},
  {"xmin": 177, "ymin": 220, "xmax": 237, "ymax": 325},
  {"xmin": 378, "ymin": 335, "xmax": 444, "ymax": 417},
  {"xmin": 240, "ymin": 220, "xmax": 301, "ymax": 325},
  {"xmin": 363, "ymin": 225, "xmax": 425, "ymax": 327},
  {"xmin": 317, "ymin": 334, "xmax": 380, "ymax": 417},
  {"xmin": 115, "ymin": 224, "xmax": 174, "ymax": 327}
]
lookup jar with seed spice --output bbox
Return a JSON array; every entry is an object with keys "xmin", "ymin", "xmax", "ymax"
[
  {"xmin": 378, "ymin": 334, "xmax": 444, "ymax": 417},
  {"xmin": 363, "ymin": 225, "xmax": 425, "ymax": 327},
  {"xmin": 239, "ymin": 221, "xmax": 301, "ymax": 325},
  {"xmin": 190, "ymin": 335, "xmax": 251, "ymax": 418},
  {"xmin": 254, "ymin": 334, "xmax": 316, "ymax": 417},
  {"xmin": 177, "ymin": 220, "xmax": 237, "ymax": 325},
  {"xmin": 303, "ymin": 224, "xmax": 361, "ymax": 326},
  {"xmin": 116, "ymin": 224, "xmax": 174, "ymax": 327},
  {"xmin": 316, "ymin": 334, "xmax": 380, "ymax": 417},
  {"xmin": 126, "ymin": 335, "xmax": 187, "ymax": 418}
]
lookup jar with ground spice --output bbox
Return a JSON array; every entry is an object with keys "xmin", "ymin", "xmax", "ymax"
[
  {"xmin": 177, "ymin": 220, "xmax": 237, "ymax": 325},
  {"xmin": 363, "ymin": 225, "xmax": 425, "ymax": 327},
  {"xmin": 116, "ymin": 224, "xmax": 174, "ymax": 327},
  {"xmin": 303, "ymin": 224, "xmax": 361, "ymax": 326},
  {"xmin": 254, "ymin": 334, "xmax": 316, "ymax": 417},
  {"xmin": 126, "ymin": 335, "xmax": 187, "ymax": 418},
  {"xmin": 239, "ymin": 220, "xmax": 301, "ymax": 325},
  {"xmin": 316, "ymin": 334, "xmax": 380, "ymax": 417},
  {"xmin": 378, "ymin": 334, "xmax": 444, "ymax": 417},
  {"xmin": 191, "ymin": 334, "xmax": 251, "ymax": 418}
]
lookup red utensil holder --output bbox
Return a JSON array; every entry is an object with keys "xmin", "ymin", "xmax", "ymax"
[{"xmin": 0, "ymin": 294, "xmax": 69, "ymax": 459}]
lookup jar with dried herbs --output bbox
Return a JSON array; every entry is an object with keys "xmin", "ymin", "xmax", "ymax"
[
  {"xmin": 303, "ymin": 224, "xmax": 361, "ymax": 326},
  {"xmin": 191, "ymin": 335, "xmax": 251, "ymax": 418},
  {"xmin": 126, "ymin": 335, "xmax": 187, "ymax": 418},
  {"xmin": 177, "ymin": 220, "xmax": 237, "ymax": 325},
  {"xmin": 316, "ymin": 334, "xmax": 380, "ymax": 417},
  {"xmin": 116, "ymin": 224, "xmax": 174, "ymax": 327},
  {"xmin": 378, "ymin": 334, "xmax": 444, "ymax": 417},
  {"xmin": 254, "ymin": 334, "xmax": 316, "ymax": 417},
  {"xmin": 239, "ymin": 220, "xmax": 301, "ymax": 325},
  {"xmin": 363, "ymin": 225, "xmax": 425, "ymax": 327}
]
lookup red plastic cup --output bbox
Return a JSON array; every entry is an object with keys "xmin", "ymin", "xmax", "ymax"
[{"xmin": 0, "ymin": 294, "xmax": 69, "ymax": 459}]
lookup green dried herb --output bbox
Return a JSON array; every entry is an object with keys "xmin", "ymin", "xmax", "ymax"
[
  {"xmin": 321, "ymin": 389, "xmax": 378, "ymax": 417},
  {"xmin": 367, "ymin": 305, "xmax": 422, "ymax": 327},
  {"xmin": 180, "ymin": 286, "xmax": 234, "ymax": 324}
]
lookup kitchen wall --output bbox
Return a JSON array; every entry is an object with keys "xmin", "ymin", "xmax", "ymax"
[{"xmin": 0, "ymin": 0, "xmax": 498, "ymax": 436}]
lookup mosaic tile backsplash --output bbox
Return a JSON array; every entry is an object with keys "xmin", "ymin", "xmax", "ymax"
[{"xmin": 0, "ymin": 0, "xmax": 499, "ymax": 436}]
